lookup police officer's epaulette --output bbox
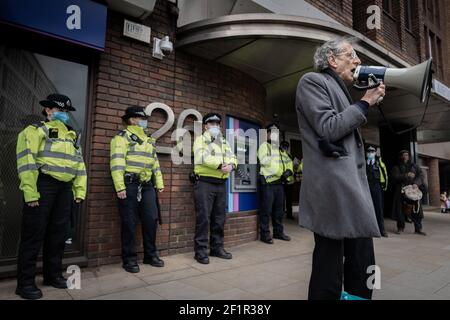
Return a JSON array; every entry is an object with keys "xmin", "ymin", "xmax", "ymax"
[
  {"xmin": 30, "ymin": 122, "xmax": 45, "ymax": 129},
  {"xmin": 148, "ymin": 136, "xmax": 156, "ymax": 145},
  {"xmin": 117, "ymin": 130, "xmax": 127, "ymax": 137}
]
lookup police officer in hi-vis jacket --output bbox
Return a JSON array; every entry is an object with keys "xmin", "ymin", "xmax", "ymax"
[
  {"xmin": 15, "ymin": 94, "xmax": 87, "ymax": 300},
  {"xmin": 110, "ymin": 106, "xmax": 164, "ymax": 273},
  {"xmin": 257, "ymin": 124, "xmax": 291, "ymax": 244},
  {"xmin": 192, "ymin": 113, "xmax": 237, "ymax": 264}
]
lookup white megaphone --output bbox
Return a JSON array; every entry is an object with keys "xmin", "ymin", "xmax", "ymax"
[{"xmin": 353, "ymin": 58, "xmax": 433, "ymax": 104}]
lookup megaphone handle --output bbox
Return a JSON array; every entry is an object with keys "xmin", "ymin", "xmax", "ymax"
[
  {"xmin": 353, "ymin": 74, "xmax": 381, "ymax": 91},
  {"xmin": 376, "ymin": 96, "xmax": 384, "ymax": 105}
]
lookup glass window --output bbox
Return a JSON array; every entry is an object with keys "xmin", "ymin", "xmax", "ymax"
[
  {"xmin": 383, "ymin": 0, "xmax": 393, "ymax": 15},
  {"xmin": 0, "ymin": 45, "xmax": 88, "ymax": 260},
  {"xmin": 404, "ymin": 0, "xmax": 413, "ymax": 31}
]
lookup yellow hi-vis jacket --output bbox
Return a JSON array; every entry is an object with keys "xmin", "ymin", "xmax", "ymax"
[
  {"xmin": 16, "ymin": 120, "xmax": 87, "ymax": 202},
  {"xmin": 257, "ymin": 142, "xmax": 292, "ymax": 184},
  {"xmin": 379, "ymin": 157, "xmax": 388, "ymax": 191},
  {"xmin": 110, "ymin": 125, "xmax": 164, "ymax": 192},
  {"xmin": 193, "ymin": 131, "xmax": 237, "ymax": 180},
  {"xmin": 280, "ymin": 150, "xmax": 295, "ymax": 185}
]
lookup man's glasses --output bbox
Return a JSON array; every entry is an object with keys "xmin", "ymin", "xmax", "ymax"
[{"xmin": 335, "ymin": 49, "xmax": 358, "ymax": 60}]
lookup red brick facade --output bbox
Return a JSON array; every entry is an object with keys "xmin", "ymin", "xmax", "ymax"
[{"xmin": 86, "ymin": 1, "xmax": 265, "ymax": 266}]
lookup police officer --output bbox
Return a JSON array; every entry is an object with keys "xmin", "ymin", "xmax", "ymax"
[
  {"xmin": 110, "ymin": 106, "xmax": 165, "ymax": 273},
  {"xmin": 366, "ymin": 145, "xmax": 388, "ymax": 237},
  {"xmin": 192, "ymin": 113, "xmax": 237, "ymax": 264},
  {"xmin": 280, "ymin": 141, "xmax": 295, "ymax": 220},
  {"xmin": 15, "ymin": 94, "xmax": 87, "ymax": 299},
  {"xmin": 257, "ymin": 124, "xmax": 291, "ymax": 244}
]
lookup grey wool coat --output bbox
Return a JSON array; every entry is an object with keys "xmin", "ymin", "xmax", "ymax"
[{"xmin": 295, "ymin": 71, "xmax": 381, "ymax": 239}]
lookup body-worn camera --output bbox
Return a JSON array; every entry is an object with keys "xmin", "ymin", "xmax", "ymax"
[{"xmin": 281, "ymin": 169, "xmax": 293, "ymax": 184}]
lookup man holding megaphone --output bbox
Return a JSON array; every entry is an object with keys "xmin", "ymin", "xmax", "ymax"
[{"xmin": 295, "ymin": 37, "xmax": 385, "ymax": 300}]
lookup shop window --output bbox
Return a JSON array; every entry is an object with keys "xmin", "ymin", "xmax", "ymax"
[{"xmin": 0, "ymin": 45, "xmax": 88, "ymax": 261}]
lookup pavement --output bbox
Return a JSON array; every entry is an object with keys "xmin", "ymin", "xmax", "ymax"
[{"xmin": 2, "ymin": 209, "xmax": 450, "ymax": 300}]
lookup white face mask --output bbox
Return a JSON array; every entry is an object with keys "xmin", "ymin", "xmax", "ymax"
[
  {"xmin": 208, "ymin": 126, "xmax": 221, "ymax": 138},
  {"xmin": 270, "ymin": 132, "xmax": 279, "ymax": 141}
]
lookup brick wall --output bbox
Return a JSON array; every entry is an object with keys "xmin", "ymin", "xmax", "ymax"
[
  {"xmin": 443, "ymin": 0, "xmax": 450, "ymax": 86},
  {"xmin": 86, "ymin": 0, "xmax": 265, "ymax": 266},
  {"xmin": 304, "ymin": 0, "xmax": 353, "ymax": 28},
  {"xmin": 352, "ymin": 0, "xmax": 421, "ymax": 66}
]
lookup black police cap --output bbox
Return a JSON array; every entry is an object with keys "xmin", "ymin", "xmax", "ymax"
[
  {"xmin": 40, "ymin": 93, "xmax": 76, "ymax": 115},
  {"xmin": 121, "ymin": 106, "xmax": 148, "ymax": 120},
  {"xmin": 366, "ymin": 145, "xmax": 377, "ymax": 152},
  {"xmin": 203, "ymin": 113, "xmax": 221, "ymax": 124}
]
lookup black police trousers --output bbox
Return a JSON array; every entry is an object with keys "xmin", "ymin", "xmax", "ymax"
[
  {"xmin": 193, "ymin": 180, "xmax": 226, "ymax": 255},
  {"xmin": 259, "ymin": 182, "xmax": 285, "ymax": 240},
  {"xmin": 118, "ymin": 181, "xmax": 159, "ymax": 265},
  {"xmin": 17, "ymin": 173, "xmax": 72, "ymax": 286},
  {"xmin": 308, "ymin": 233, "xmax": 376, "ymax": 300},
  {"xmin": 284, "ymin": 183, "xmax": 294, "ymax": 217},
  {"xmin": 369, "ymin": 182, "xmax": 386, "ymax": 234}
]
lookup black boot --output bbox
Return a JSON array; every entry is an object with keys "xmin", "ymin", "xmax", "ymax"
[
  {"xmin": 122, "ymin": 262, "xmax": 140, "ymax": 273},
  {"xmin": 43, "ymin": 276, "xmax": 68, "ymax": 289},
  {"xmin": 15, "ymin": 284, "xmax": 43, "ymax": 300},
  {"xmin": 143, "ymin": 256, "xmax": 165, "ymax": 267},
  {"xmin": 210, "ymin": 248, "xmax": 232, "ymax": 259}
]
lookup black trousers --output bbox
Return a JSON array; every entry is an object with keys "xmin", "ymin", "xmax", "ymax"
[
  {"xmin": 308, "ymin": 233, "xmax": 376, "ymax": 300},
  {"xmin": 396, "ymin": 206, "xmax": 423, "ymax": 232},
  {"xmin": 17, "ymin": 174, "xmax": 72, "ymax": 287},
  {"xmin": 259, "ymin": 183, "xmax": 285, "ymax": 240},
  {"xmin": 284, "ymin": 184, "xmax": 293, "ymax": 217},
  {"xmin": 193, "ymin": 180, "xmax": 226, "ymax": 255},
  {"xmin": 369, "ymin": 182, "xmax": 386, "ymax": 234},
  {"xmin": 118, "ymin": 181, "xmax": 159, "ymax": 265}
]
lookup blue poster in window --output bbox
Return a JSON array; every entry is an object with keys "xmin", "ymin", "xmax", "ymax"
[
  {"xmin": 0, "ymin": 0, "xmax": 107, "ymax": 51},
  {"xmin": 226, "ymin": 116, "xmax": 260, "ymax": 213}
]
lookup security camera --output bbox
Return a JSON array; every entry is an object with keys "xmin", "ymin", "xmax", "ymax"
[
  {"xmin": 153, "ymin": 36, "xmax": 173, "ymax": 60},
  {"xmin": 160, "ymin": 36, "xmax": 173, "ymax": 54}
]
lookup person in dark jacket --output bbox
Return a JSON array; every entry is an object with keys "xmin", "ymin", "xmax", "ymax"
[
  {"xmin": 365, "ymin": 145, "xmax": 388, "ymax": 237},
  {"xmin": 390, "ymin": 150, "xmax": 427, "ymax": 235}
]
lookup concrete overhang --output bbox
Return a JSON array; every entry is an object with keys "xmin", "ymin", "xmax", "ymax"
[{"xmin": 176, "ymin": 14, "xmax": 450, "ymax": 141}]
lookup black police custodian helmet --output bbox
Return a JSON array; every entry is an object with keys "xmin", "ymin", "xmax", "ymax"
[
  {"xmin": 40, "ymin": 93, "xmax": 76, "ymax": 115},
  {"xmin": 203, "ymin": 113, "xmax": 222, "ymax": 125},
  {"xmin": 121, "ymin": 106, "xmax": 148, "ymax": 121}
]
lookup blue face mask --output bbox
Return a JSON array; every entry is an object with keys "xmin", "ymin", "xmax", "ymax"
[
  {"xmin": 367, "ymin": 152, "xmax": 376, "ymax": 160},
  {"xmin": 137, "ymin": 120, "xmax": 148, "ymax": 128},
  {"xmin": 52, "ymin": 111, "xmax": 69, "ymax": 124}
]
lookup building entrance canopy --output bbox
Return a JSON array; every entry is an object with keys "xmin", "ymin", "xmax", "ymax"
[{"xmin": 176, "ymin": 14, "xmax": 450, "ymax": 142}]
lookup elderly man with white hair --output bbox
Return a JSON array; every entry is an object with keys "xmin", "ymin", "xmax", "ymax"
[{"xmin": 295, "ymin": 37, "xmax": 386, "ymax": 300}]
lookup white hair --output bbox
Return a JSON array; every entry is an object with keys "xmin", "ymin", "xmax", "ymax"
[{"xmin": 313, "ymin": 36, "xmax": 357, "ymax": 72}]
